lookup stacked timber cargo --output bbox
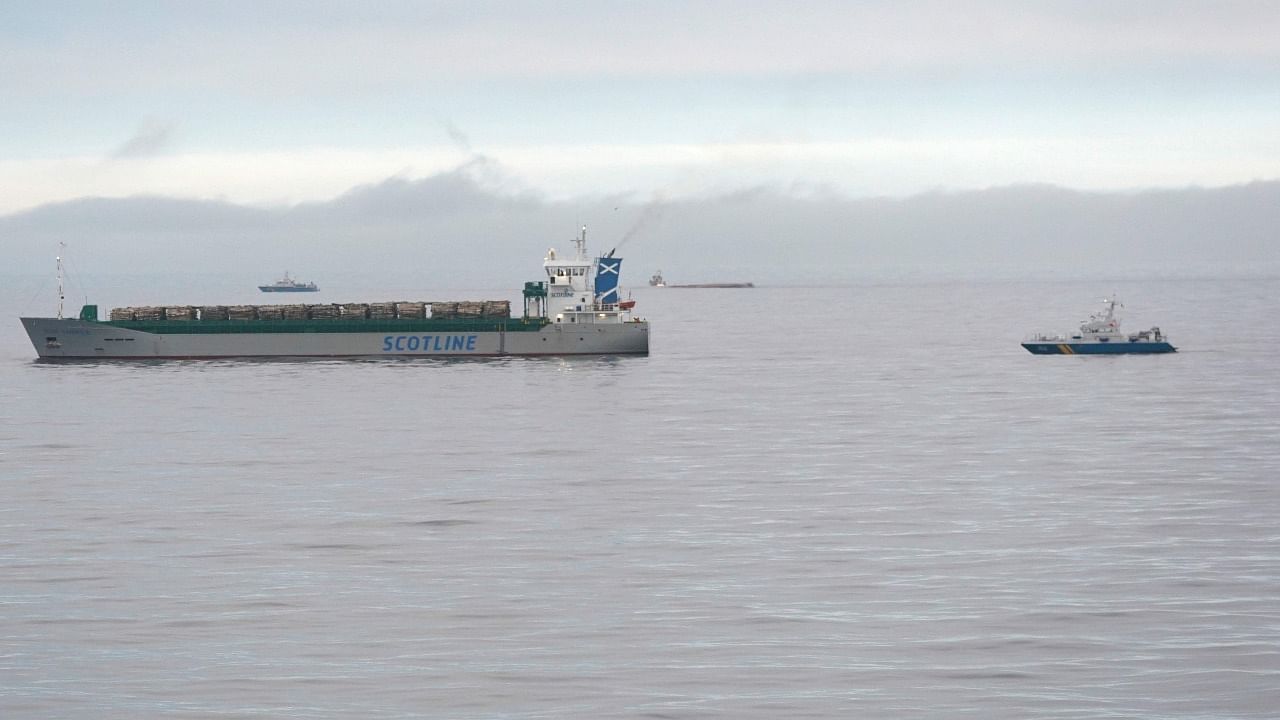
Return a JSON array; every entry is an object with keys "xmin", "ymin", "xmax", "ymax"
[
  {"xmin": 369, "ymin": 302, "xmax": 397, "ymax": 320},
  {"xmin": 108, "ymin": 299, "xmax": 513, "ymax": 323},
  {"xmin": 307, "ymin": 303, "xmax": 340, "ymax": 320},
  {"xmin": 395, "ymin": 301, "xmax": 426, "ymax": 319},
  {"xmin": 428, "ymin": 300, "xmax": 511, "ymax": 319},
  {"xmin": 227, "ymin": 305, "xmax": 257, "ymax": 321}
]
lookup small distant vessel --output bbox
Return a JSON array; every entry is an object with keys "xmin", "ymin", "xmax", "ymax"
[
  {"xmin": 649, "ymin": 270, "xmax": 752, "ymax": 289},
  {"xmin": 259, "ymin": 272, "xmax": 318, "ymax": 293},
  {"xmin": 1022, "ymin": 295, "xmax": 1176, "ymax": 355}
]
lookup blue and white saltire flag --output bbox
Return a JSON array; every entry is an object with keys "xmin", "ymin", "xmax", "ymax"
[{"xmin": 595, "ymin": 257, "xmax": 622, "ymax": 303}]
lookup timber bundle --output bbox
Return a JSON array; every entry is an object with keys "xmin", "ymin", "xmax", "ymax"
[{"xmin": 108, "ymin": 300, "xmax": 514, "ymax": 322}]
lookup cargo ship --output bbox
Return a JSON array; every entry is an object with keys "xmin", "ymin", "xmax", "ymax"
[
  {"xmin": 1022, "ymin": 295, "xmax": 1175, "ymax": 355},
  {"xmin": 21, "ymin": 229, "xmax": 648, "ymax": 359},
  {"xmin": 258, "ymin": 271, "xmax": 318, "ymax": 292},
  {"xmin": 649, "ymin": 270, "xmax": 752, "ymax": 288}
]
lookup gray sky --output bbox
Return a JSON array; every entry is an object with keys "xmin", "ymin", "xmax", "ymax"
[{"xmin": 3, "ymin": 1, "xmax": 1279, "ymax": 213}]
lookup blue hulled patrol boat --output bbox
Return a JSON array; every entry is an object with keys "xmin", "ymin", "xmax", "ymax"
[{"xmin": 1022, "ymin": 296, "xmax": 1176, "ymax": 355}]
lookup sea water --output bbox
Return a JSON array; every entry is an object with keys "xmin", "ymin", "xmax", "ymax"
[{"xmin": 1, "ymin": 275, "xmax": 1277, "ymax": 718}]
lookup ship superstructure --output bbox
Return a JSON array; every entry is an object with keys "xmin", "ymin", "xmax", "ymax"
[{"xmin": 540, "ymin": 226, "xmax": 630, "ymax": 327}]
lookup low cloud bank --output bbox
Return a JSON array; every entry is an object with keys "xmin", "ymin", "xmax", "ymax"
[{"xmin": 3, "ymin": 171, "xmax": 1277, "ymax": 285}]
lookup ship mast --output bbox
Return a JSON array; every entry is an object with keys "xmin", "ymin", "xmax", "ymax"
[{"xmin": 56, "ymin": 242, "xmax": 65, "ymax": 320}]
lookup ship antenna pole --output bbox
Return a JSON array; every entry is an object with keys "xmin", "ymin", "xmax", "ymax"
[{"xmin": 56, "ymin": 241, "xmax": 65, "ymax": 319}]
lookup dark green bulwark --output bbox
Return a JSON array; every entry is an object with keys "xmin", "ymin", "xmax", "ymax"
[{"xmin": 100, "ymin": 317, "xmax": 549, "ymax": 335}]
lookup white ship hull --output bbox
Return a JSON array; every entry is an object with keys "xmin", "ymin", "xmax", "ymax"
[{"xmin": 21, "ymin": 318, "xmax": 649, "ymax": 360}]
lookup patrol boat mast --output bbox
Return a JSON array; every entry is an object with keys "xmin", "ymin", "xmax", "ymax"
[{"xmin": 56, "ymin": 243, "xmax": 66, "ymax": 320}]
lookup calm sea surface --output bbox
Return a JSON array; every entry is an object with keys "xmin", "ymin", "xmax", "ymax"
[{"xmin": 2, "ymin": 275, "xmax": 1278, "ymax": 719}]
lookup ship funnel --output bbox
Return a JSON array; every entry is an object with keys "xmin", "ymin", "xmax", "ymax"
[{"xmin": 595, "ymin": 256, "xmax": 623, "ymax": 304}]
